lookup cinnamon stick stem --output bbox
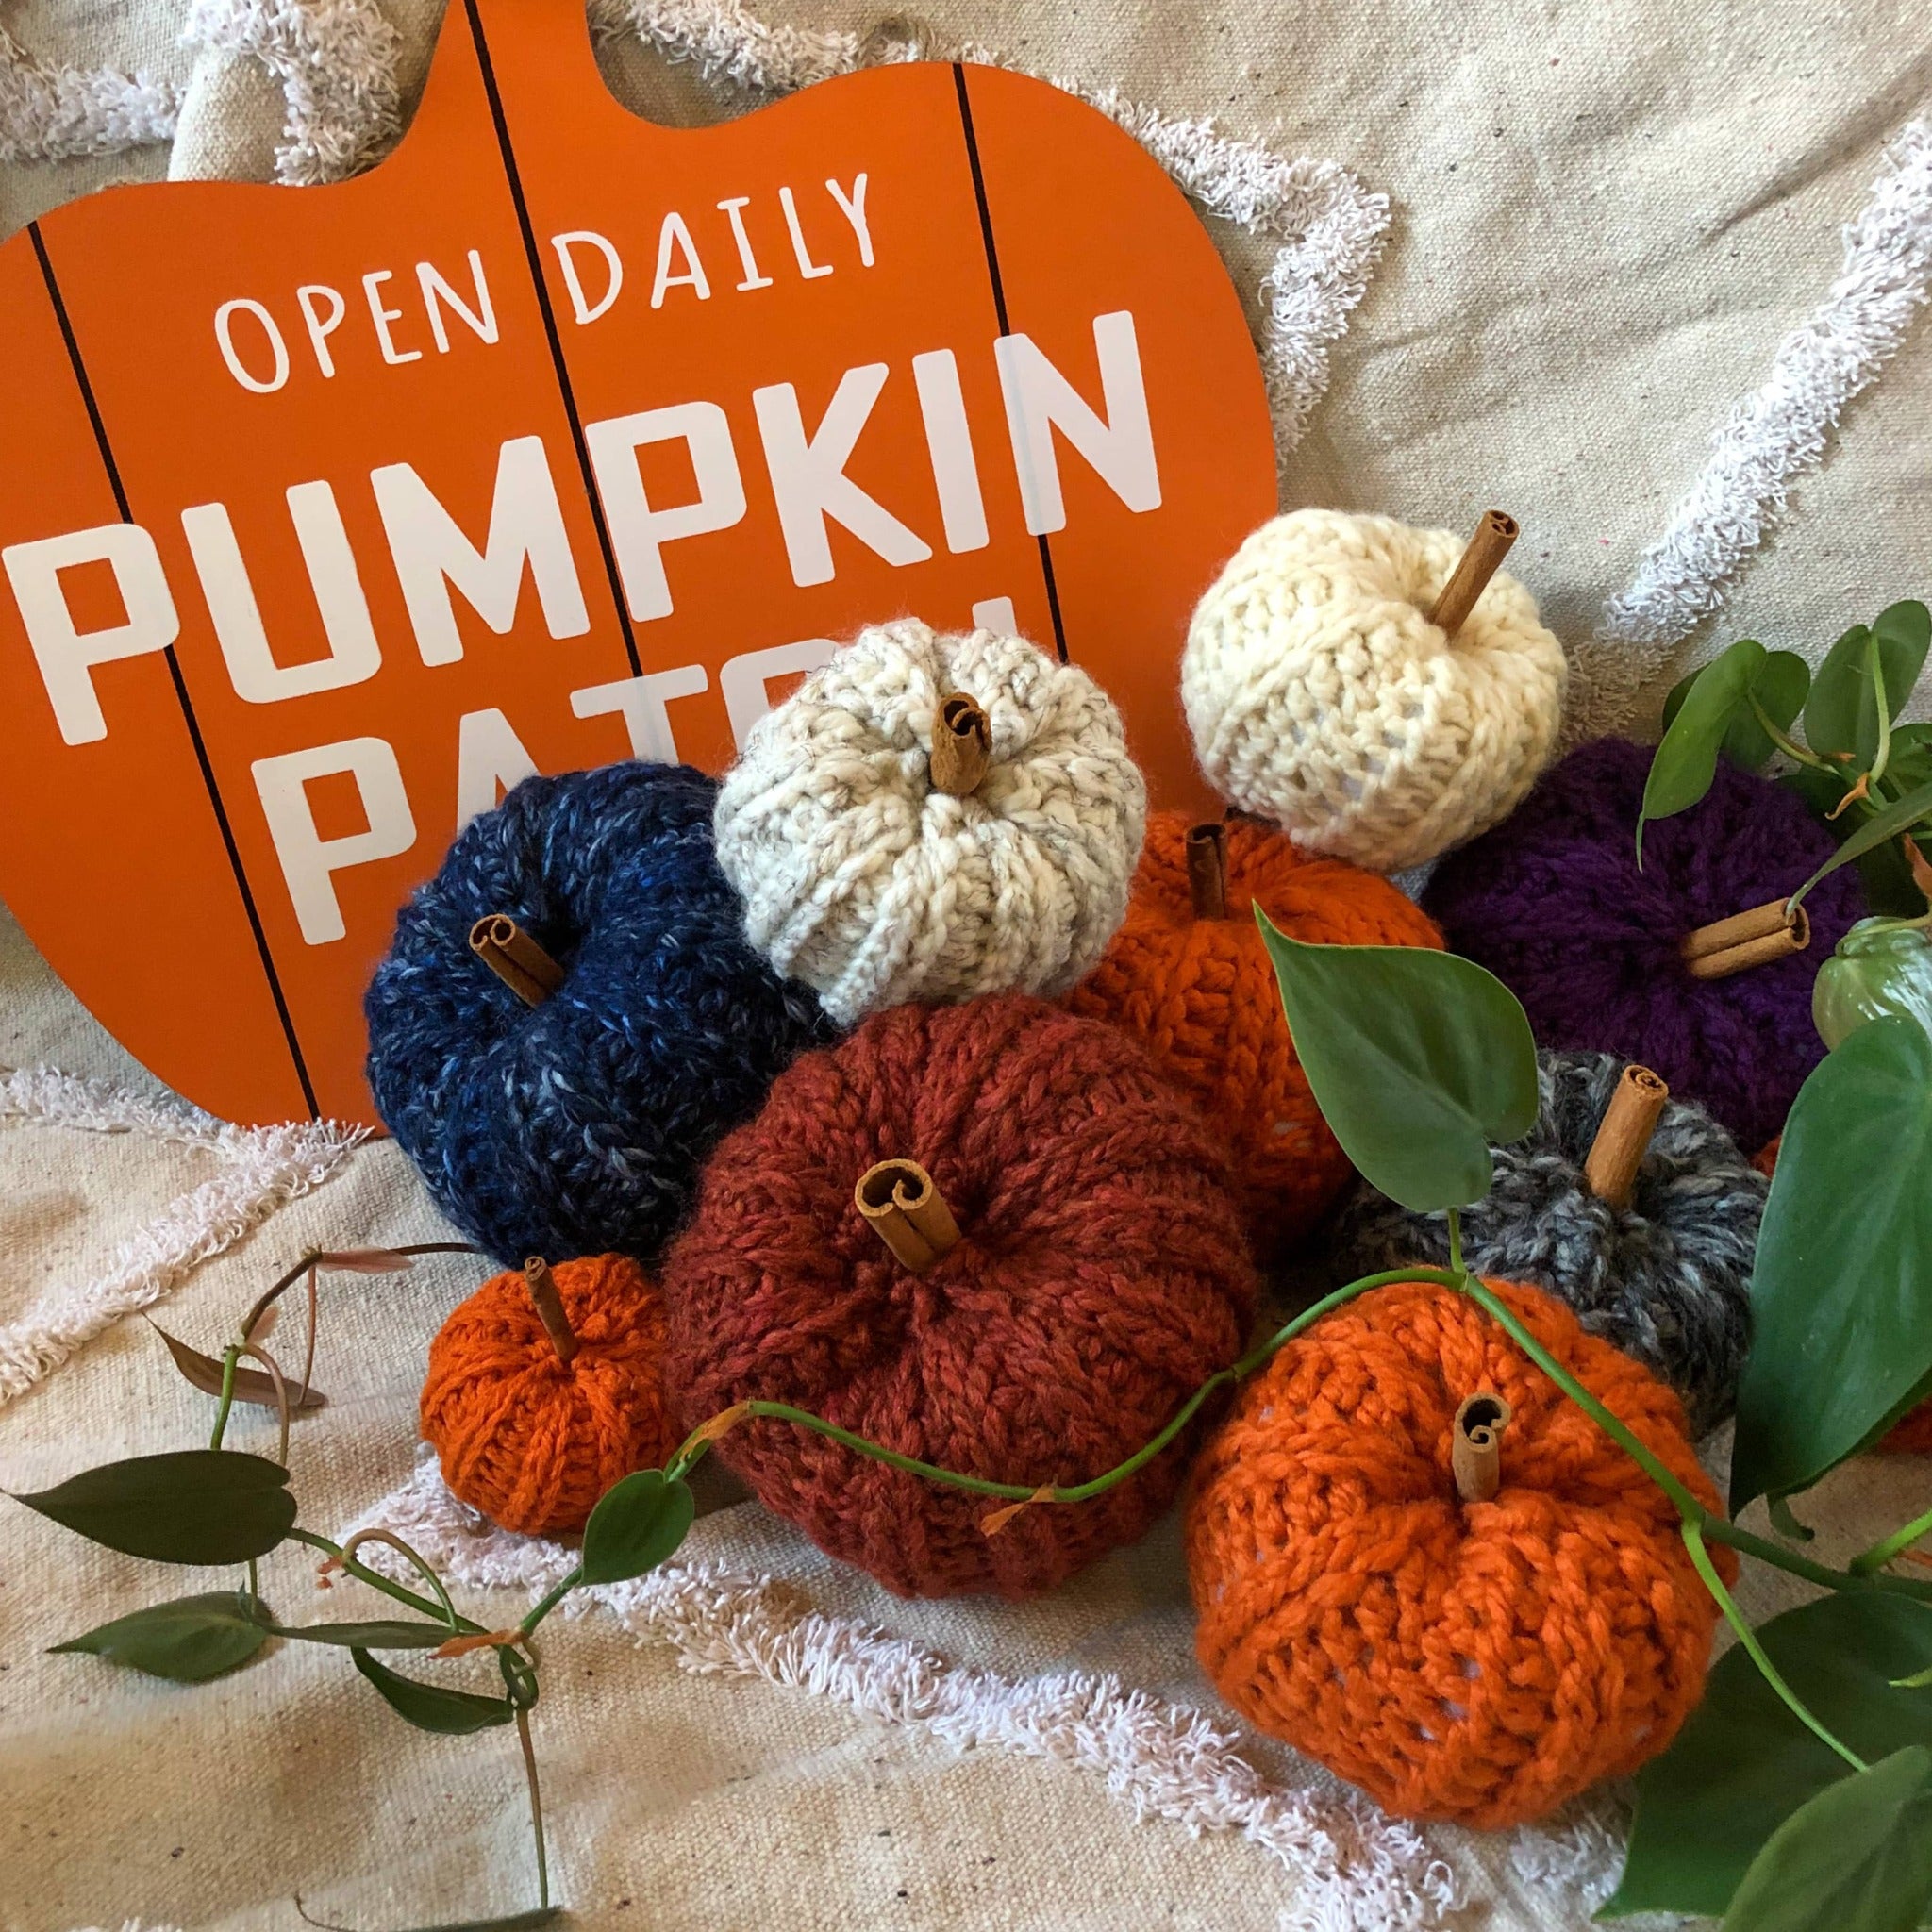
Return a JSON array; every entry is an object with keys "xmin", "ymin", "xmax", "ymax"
[
  {"xmin": 1582, "ymin": 1064, "xmax": 1670, "ymax": 1210},
  {"xmin": 1452, "ymin": 1391, "xmax": 1511, "ymax": 1504},
  {"xmin": 928, "ymin": 693, "xmax": 991, "ymax": 797},
  {"xmin": 523, "ymin": 1257, "xmax": 578, "ymax": 1366},
  {"xmin": 1427, "ymin": 510, "xmax": 1519, "ymax": 635},
  {"xmin": 470, "ymin": 915, "xmax": 565, "ymax": 1007},
  {"xmin": 855, "ymin": 1158, "xmax": 961, "ymax": 1274},
  {"xmin": 1186, "ymin": 822, "xmax": 1228, "ymax": 920},
  {"xmin": 1680, "ymin": 899, "xmax": 1809, "ymax": 980}
]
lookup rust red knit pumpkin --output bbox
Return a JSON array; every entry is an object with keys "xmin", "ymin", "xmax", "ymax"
[
  {"xmin": 660, "ymin": 994, "xmax": 1257, "ymax": 1599},
  {"xmin": 421, "ymin": 1254, "xmax": 677, "ymax": 1538},
  {"xmin": 1186, "ymin": 1276, "xmax": 1729, "ymax": 1828},
  {"xmin": 1065, "ymin": 811, "xmax": 1443, "ymax": 1252}
]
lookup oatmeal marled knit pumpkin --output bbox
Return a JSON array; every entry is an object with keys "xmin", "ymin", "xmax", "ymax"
[
  {"xmin": 1187, "ymin": 1276, "xmax": 1728, "ymax": 1829},
  {"xmin": 1422, "ymin": 738, "xmax": 1865, "ymax": 1150},
  {"xmin": 1181, "ymin": 509, "xmax": 1567, "ymax": 873},
  {"xmin": 660, "ymin": 995, "xmax": 1257, "ymax": 1600},
  {"xmin": 1330, "ymin": 1051, "xmax": 1767, "ymax": 1434},
  {"xmin": 713, "ymin": 620, "xmax": 1146, "ymax": 1025},
  {"xmin": 1066, "ymin": 810, "xmax": 1443, "ymax": 1254}
]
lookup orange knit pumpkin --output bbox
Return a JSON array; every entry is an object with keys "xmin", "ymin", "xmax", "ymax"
[
  {"xmin": 1067, "ymin": 812, "xmax": 1443, "ymax": 1253},
  {"xmin": 1186, "ymin": 1276, "xmax": 1729, "ymax": 1829},
  {"xmin": 421, "ymin": 1254, "xmax": 677, "ymax": 1537}
]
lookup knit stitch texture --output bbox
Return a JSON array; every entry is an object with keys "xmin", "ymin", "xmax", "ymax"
[
  {"xmin": 421, "ymin": 1254, "xmax": 677, "ymax": 1538},
  {"xmin": 1330, "ymin": 1051, "xmax": 1766, "ymax": 1434},
  {"xmin": 365, "ymin": 762, "xmax": 834, "ymax": 1268},
  {"xmin": 713, "ymin": 621, "xmax": 1146, "ymax": 1026},
  {"xmin": 660, "ymin": 995, "xmax": 1257, "ymax": 1599},
  {"xmin": 1421, "ymin": 737, "xmax": 1865, "ymax": 1150},
  {"xmin": 1181, "ymin": 509, "xmax": 1568, "ymax": 873},
  {"xmin": 1186, "ymin": 1276, "xmax": 1728, "ymax": 1829},
  {"xmin": 1066, "ymin": 810, "xmax": 1442, "ymax": 1253}
]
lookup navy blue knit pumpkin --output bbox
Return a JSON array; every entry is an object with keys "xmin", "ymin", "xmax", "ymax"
[{"xmin": 365, "ymin": 763, "xmax": 835, "ymax": 1267}]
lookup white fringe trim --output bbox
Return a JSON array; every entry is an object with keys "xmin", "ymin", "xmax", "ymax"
[
  {"xmin": 1578, "ymin": 114, "xmax": 1932, "ymax": 737},
  {"xmin": 0, "ymin": 1064, "xmax": 364, "ymax": 1403},
  {"xmin": 354, "ymin": 1454, "xmax": 1457, "ymax": 1932},
  {"xmin": 591, "ymin": 0, "xmax": 1387, "ymax": 467},
  {"xmin": 181, "ymin": 0, "xmax": 403, "ymax": 187},
  {"xmin": 0, "ymin": 22, "xmax": 178, "ymax": 163}
]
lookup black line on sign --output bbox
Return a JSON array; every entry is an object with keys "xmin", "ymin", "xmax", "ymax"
[
  {"xmin": 465, "ymin": 0, "xmax": 641, "ymax": 677},
  {"xmin": 951, "ymin": 64, "xmax": 1070, "ymax": 666},
  {"xmin": 28, "ymin": 221, "xmax": 320, "ymax": 1121}
]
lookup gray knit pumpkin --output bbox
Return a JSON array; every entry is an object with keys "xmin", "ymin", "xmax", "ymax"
[{"xmin": 1327, "ymin": 1049, "xmax": 1766, "ymax": 1435}]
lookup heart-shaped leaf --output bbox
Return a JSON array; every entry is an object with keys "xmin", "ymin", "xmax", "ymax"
[
  {"xmin": 1607, "ymin": 1592, "xmax": 1932, "ymax": 1920},
  {"xmin": 1256, "ymin": 917, "xmax": 1540, "ymax": 1213},
  {"xmin": 1663, "ymin": 649, "xmax": 1811, "ymax": 774},
  {"xmin": 352, "ymin": 1648, "xmax": 516, "ymax": 1735},
  {"xmin": 1719, "ymin": 1746, "xmax": 1932, "ymax": 1932},
  {"xmin": 1640, "ymin": 638, "xmax": 1768, "ymax": 860},
  {"xmin": 258, "ymin": 1616, "xmax": 455, "ymax": 1649},
  {"xmin": 1808, "ymin": 605, "xmax": 1931, "ymax": 764},
  {"xmin": 11, "ymin": 1450, "xmax": 295, "ymax": 1564},
  {"xmin": 400, "ymin": 1911, "xmax": 559, "ymax": 1932},
  {"xmin": 50, "ymin": 1591, "xmax": 268, "ymax": 1682},
  {"xmin": 578, "ymin": 1469, "xmax": 696, "ymax": 1587},
  {"xmin": 151, "ymin": 1324, "xmax": 325, "ymax": 1411},
  {"xmin": 1732, "ymin": 1019, "xmax": 1932, "ymax": 1509}
]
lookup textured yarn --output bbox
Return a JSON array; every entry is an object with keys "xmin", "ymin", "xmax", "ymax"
[
  {"xmin": 1423, "ymin": 738, "xmax": 1865, "ymax": 1151},
  {"xmin": 365, "ymin": 762, "xmax": 834, "ymax": 1268},
  {"xmin": 421, "ymin": 1254, "xmax": 677, "ymax": 1538},
  {"xmin": 1187, "ymin": 1276, "xmax": 1729, "ymax": 1829},
  {"xmin": 1330, "ymin": 1051, "xmax": 1766, "ymax": 1435},
  {"xmin": 1066, "ymin": 811, "xmax": 1443, "ymax": 1253},
  {"xmin": 713, "ymin": 621, "xmax": 1146, "ymax": 1026},
  {"xmin": 660, "ymin": 995, "xmax": 1257, "ymax": 1599},
  {"xmin": 1181, "ymin": 510, "xmax": 1568, "ymax": 874}
]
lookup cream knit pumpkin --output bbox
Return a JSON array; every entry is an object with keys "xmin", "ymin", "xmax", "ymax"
[
  {"xmin": 1182, "ymin": 509, "xmax": 1569, "ymax": 873},
  {"xmin": 714, "ymin": 620, "xmax": 1146, "ymax": 1026}
]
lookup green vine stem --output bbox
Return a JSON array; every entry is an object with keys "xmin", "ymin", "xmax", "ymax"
[
  {"xmin": 1853, "ymin": 1500, "xmax": 1932, "ymax": 1578},
  {"xmin": 1869, "ymin": 639, "xmax": 1893, "ymax": 787},
  {"xmin": 338, "ymin": 1528, "xmax": 460, "ymax": 1632},
  {"xmin": 209, "ymin": 1344, "xmax": 241, "ymax": 1451},
  {"xmin": 1682, "ymin": 1518, "xmax": 1868, "ymax": 1774},
  {"xmin": 1746, "ymin": 694, "xmax": 1836, "ymax": 774}
]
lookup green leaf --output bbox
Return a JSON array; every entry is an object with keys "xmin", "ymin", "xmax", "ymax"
[
  {"xmin": 400, "ymin": 1911, "xmax": 560, "ymax": 1932},
  {"xmin": 258, "ymin": 1617, "xmax": 455, "ymax": 1649},
  {"xmin": 1719, "ymin": 1746, "xmax": 1932, "ymax": 1932},
  {"xmin": 1607, "ymin": 1593, "xmax": 1932, "ymax": 1920},
  {"xmin": 10, "ymin": 1450, "xmax": 294, "ymax": 1564},
  {"xmin": 49, "ymin": 1591, "xmax": 268, "ymax": 1682},
  {"xmin": 1640, "ymin": 639, "xmax": 1768, "ymax": 859},
  {"xmin": 1731, "ymin": 1018, "xmax": 1932, "ymax": 1509},
  {"xmin": 1725, "ymin": 650, "xmax": 1812, "ymax": 771},
  {"xmin": 1789, "ymin": 779, "xmax": 1932, "ymax": 916},
  {"xmin": 1807, "ymin": 624, "xmax": 1877, "ymax": 758},
  {"xmin": 578, "ymin": 1469, "xmax": 696, "ymax": 1587},
  {"xmin": 351, "ymin": 1648, "xmax": 515, "ymax": 1735},
  {"xmin": 1256, "ymin": 918, "xmax": 1540, "ymax": 1213},
  {"xmin": 1814, "ymin": 921, "xmax": 1932, "ymax": 1051}
]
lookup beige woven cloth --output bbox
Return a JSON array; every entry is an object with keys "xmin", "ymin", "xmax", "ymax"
[{"xmin": 2, "ymin": 4, "xmax": 1931, "ymax": 1929}]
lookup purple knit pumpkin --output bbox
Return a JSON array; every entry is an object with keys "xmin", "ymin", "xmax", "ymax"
[{"xmin": 1422, "ymin": 738, "xmax": 1864, "ymax": 1150}]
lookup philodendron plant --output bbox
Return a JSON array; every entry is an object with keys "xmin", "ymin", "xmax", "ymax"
[{"xmin": 12, "ymin": 911, "xmax": 1931, "ymax": 1926}]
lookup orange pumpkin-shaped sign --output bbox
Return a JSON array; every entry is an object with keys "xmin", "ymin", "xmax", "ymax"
[{"xmin": 0, "ymin": 0, "xmax": 1274, "ymax": 1127}]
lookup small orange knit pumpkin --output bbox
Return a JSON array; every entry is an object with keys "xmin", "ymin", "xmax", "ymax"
[
  {"xmin": 421, "ymin": 1254, "xmax": 677, "ymax": 1537},
  {"xmin": 1066, "ymin": 811, "xmax": 1443, "ymax": 1251},
  {"xmin": 1186, "ymin": 1276, "xmax": 1729, "ymax": 1829}
]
